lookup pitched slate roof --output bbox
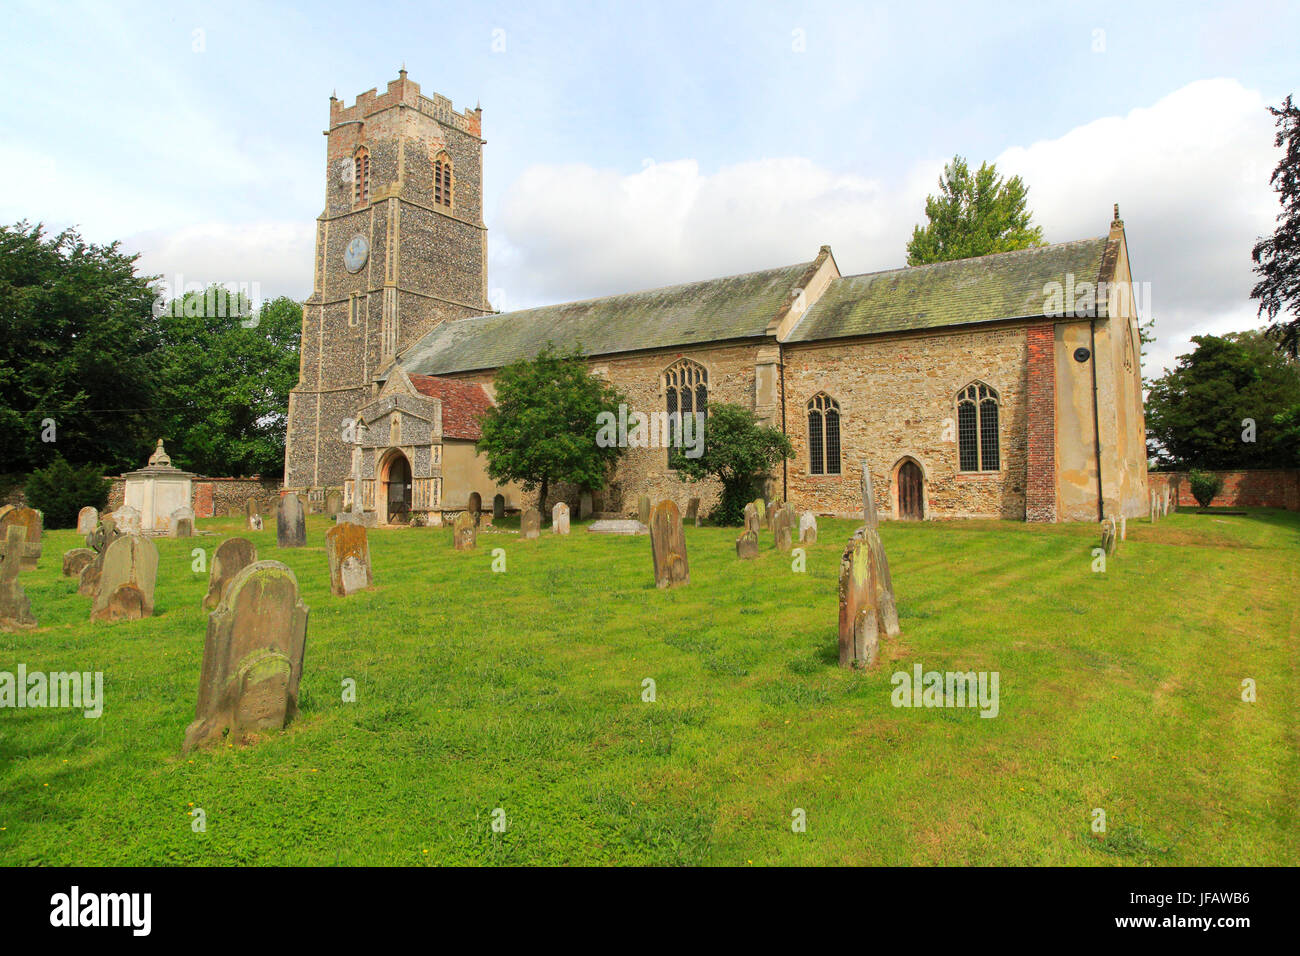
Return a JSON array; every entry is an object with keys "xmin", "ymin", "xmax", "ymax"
[
  {"xmin": 784, "ymin": 237, "xmax": 1110, "ymax": 343},
  {"xmin": 407, "ymin": 375, "xmax": 493, "ymax": 440},
  {"xmin": 399, "ymin": 260, "xmax": 815, "ymax": 376}
]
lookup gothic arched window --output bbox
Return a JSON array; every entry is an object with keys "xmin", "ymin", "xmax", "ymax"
[
  {"xmin": 664, "ymin": 359, "xmax": 708, "ymax": 468},
  {"xmin": 434, "ymin": 152, "xmax": 452, "ymax": 209},
  {"xmin": 957, "ymin": 382, "xmax": 1000, "ymax": 472},
  {"xmin": 807, "ymin": 393, "xmax": 841, "ymax": 475},
  {"xmin": 354, "ymin": 147, "xmax": 370, "ymax": 205}
]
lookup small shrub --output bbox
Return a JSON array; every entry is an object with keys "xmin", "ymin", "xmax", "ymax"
[
  {"xmin": 24, "ymin": 456, "xmax": 110, "ymax": 529},
  {"xmin": 1187, "ymin": 469, "xmax": 1224, "ymax": 509}
]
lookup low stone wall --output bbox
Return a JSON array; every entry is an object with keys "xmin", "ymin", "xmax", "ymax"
[
  {"xmin": 1148, "ymin": 470, "xmax": 1299, "ymax": 510},
  {"xmin": 107, "ymin": 476, "xmax": 283, "ymax": 518}
]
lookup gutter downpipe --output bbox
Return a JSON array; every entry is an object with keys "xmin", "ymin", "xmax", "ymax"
[
  {"xmin": 1089, "ymin": 316, "xmax": 1104, "ymax": 521},
  {"xmin": 779, "ymin": 340, "xmax": 788, "ymax": 502}
]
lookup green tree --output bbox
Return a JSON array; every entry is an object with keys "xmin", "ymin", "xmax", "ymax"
[
  {"xmin": 1145, "ymin": 330, "xmax": 1300, "ymax": 469},
  {"xmin": 1251, "ymin": 95, "xmax": 1300, "ymax": 357},
  {"xmin": 906, "ymin": 156, "xmax": 1045, "ymax": 265},
  {"xmin": 24, "ymin": 455, "xmax": 111, "ymax": 529},
  {"xmin": 0, "ymin": 221, "xmax": 160, "ymax": 474},
  {"xmin": 477, "ymin": 345, "xmax": 627, "ymax": 512},
  {"xmin": 152, "ymin": 289, "xmax": 301, "ymax": 477},
  {"xmin": 672, "ymin": 402, "xmax": 794, "ymax": 525}
]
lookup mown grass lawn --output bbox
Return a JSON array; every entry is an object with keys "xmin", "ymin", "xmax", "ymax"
[{"xmin": 1, "ymin": 508, "xmax": 1296, "ymax": 866}]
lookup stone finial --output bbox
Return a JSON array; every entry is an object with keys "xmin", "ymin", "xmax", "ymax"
[
  {"xmin": 147, "ymin": 438, "xmax": 171, "ymax": 468},
  {"xmin": 1113, "ymin": 203, "xmax": 1120, "ymax": 222}
]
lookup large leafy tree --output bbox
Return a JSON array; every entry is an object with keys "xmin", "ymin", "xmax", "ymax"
[
  {"xmin": 1145, "ymin": 330, "xmax": 1300, "ymax": 469},
  {"xmin": 153, "ymin": 289, "xmax": 301, "ymax": 477},
  {"xmin": 477, "ymin": 345, "xmax": 627, "ymax": 511},
  {"xmin": 0, "ymin": 221, "xmax": 160, "ymax": 474},
  {"xmin": 1251, "ymin": 95, "xmax": 1300, "ymax": 357},
  {"xmin": 906, "ymin": 156, "xmax": 1045, "ymax": 265},
  {"xmin": 673, "ymin": 402, "xmax": 793, "ymax": 525}
]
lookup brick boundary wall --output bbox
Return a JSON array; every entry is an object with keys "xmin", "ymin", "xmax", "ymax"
[
  {"xmin": 107, "ymin": 476, "xmax": 284, "ymax": 517},
  {"xmin": 1148, "ymin": 470, "xmax": 1300, "ymax": 510},
  {"xmin": 1024, "ymin": 323, "xmax": 1058, "ymax": 522}
]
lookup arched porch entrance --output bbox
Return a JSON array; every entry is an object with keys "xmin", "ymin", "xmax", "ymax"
[
  {"xmin": 380, "ymin": 449, "xmax": 412, "ymax": 525},
  {"xmin": 893, "ymin": 457, "xmax": 926, "ymax": 520}
]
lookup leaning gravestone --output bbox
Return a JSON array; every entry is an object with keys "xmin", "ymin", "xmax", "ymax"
[
  {"xmin": 521, "ymin": 507, "xmax": 541, "ymax": 540},
  {"xmin": 552, "ymin": 502, "xmax": 570, "ymax": 535},
  {"xmin": 277, "ymin": 493, "xmax": 306, "ymax": 548},
  {"xmin": 649, "ymin": 500, "xmax": 689, "ymax": 588},
  {"xmin": 183, "ymin": 560, "xmax": 309, "ymax": 753},
  {"xmin": 62, "ymin": 548, "xmax": 95, "ymax": 578},
  {"xmin": 799, "ymin": 511, "xmax": 818, "ymax": 544},
  {"xmin": 0, "ymin": 526, "xmax": 36, "ymax": 629},
  {"xmin": 91, "ymin": 533, "xmax": 158, "ymax": 622},
  {"xmin": 579, "ymin": 492, "xmax": 593, "ymax": 520},
  {"xmin": 855, "ymin": 461, "xmax": 900, "ymax": 638},
  {"xmin": 170, "ymin": 506, "xmax": 195, "ymax": 538},
  {"xmin": 685, "ymin": 497, "xmax": 700, "ymax": 527},
  {"xmin": 326, "ymin": 522, "xmax": 373, "ymax": 595},
  {"xmin": 203, "ymin": 537, "xmax": 258, "ymax": 610},
  {"xmin": 744, "ymin": 502, "xmax": 760, "ymax": 536},
  {"xmin": 735, "ymin": 528, "xmax": 759, "ymax": 560},
  {"xmin": 0, "ymin": 507, "xmax": 43, "ymax": 570},
  {"xmin": 76, "ymin": 507, "xmax": 98, "ymax": 535},
  {"xmin": 838, "ymin": 532, "xmax": 891, "ymax": 668},
  {"xmin": 637, "ymin": 495, "xmax": 651, "ymax": 526},
  {"xmin": 453, "ymin": 511, "xmax": 477, "ymax": 551}
]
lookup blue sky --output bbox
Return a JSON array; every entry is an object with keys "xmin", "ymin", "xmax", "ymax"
[{"xmin": 1, "ymin": 0, "xmax": 1296, "ymax": 374}]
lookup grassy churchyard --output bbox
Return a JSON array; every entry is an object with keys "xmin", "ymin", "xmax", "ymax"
[{"xmin": 1, "ymin": 508, "xmax": 1296, "ymax": 866}]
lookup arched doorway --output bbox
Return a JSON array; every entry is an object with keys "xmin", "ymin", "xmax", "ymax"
[
  {"xmin": 896, "ymin": 459, "xmax": 925, "ymax": 520},
  {"xmin": 382, "ymin": 451, "xmax": 412, "ymax": 524}
]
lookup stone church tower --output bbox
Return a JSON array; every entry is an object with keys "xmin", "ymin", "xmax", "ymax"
[{"xmin": 284, "ymin": 71, "xmax": 489, "ymax": 494}]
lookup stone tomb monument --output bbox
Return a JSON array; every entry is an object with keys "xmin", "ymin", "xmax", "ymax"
[
  {"xmin": 122, "ymin": 440, "xmax": 194, "ymax": 533},
  {"xmin": 521, "ymin": 507, "xmax": 541, "ymax": 540},
  {"xmin": 91, "ymin": 533, "xmax": 159, "ymax": 622},
  {"xmin": 453, "ymin": 511, "xmax": 477, "ymax": 551},
  {"xmin": 552, "ymin": 502, "xmax": 570, "ymax": 535},
  {"xmin": 326, "ymin": 523, "xmax": 373, "ymax": 595},
  {"xmin": 203, "ymin": 538, "xmax": 258, "ymax": 610},
  {"xmin": 649, "ymin": 500, "xmax": 689, "ymax": 588},
  {"xmin": 277, "ymin": 493, "xmax": 307, "ymax": 548},
  {"xmin": 183, "ymin": 560, "xmax": 308, "ymax": 752},
  {"xmin": 0, "ymin": 526, "xmax": 36, "ymax": 629}
]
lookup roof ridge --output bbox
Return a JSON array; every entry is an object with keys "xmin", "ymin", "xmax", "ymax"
[{"xmin": 838, "ymin": 236, "xmax": 1109, "ymax": 282}]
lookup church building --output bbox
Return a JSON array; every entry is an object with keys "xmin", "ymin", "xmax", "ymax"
[{"xmin": 284, "ymin": 73, "xmax": 1150, "ymax": 524}]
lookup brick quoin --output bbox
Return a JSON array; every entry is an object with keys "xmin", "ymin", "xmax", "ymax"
[{"xmin": 1024, "ymin": 323, "xmax": 1057, "ymax": 522}]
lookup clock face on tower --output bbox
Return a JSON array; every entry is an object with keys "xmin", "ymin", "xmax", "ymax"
[{"xmin": 344, "ymin": 234, "xmax": 369, "ymax": 273}]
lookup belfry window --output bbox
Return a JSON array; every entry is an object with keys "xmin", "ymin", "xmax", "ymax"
[
  {"xmin": 434, "ymin": 152, "xmax": 452, "ymax": 209},
  {"xmin": 354, "ymin": 147, "xmax": 370, "ymax": 205},
  {"xmin": 664, "ymin": 359, "xmax": 708, "ymax": 468},
  {"xmin": 957, "ymin": 382, "xmax": 1000, "ymax": 472},
  {"xmin": 807, "ymin": 393, "xmax": 842, "ymax": 475}
]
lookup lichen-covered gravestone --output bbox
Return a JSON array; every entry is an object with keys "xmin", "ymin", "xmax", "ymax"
[
  {"xmin": 203, "ymin": 537, "xmax": 258, "ymax": 610},
  {"xmin": 183, "ymin": 560, "xmax": 309, "ymax": 752},
  {"xmin": 735, "ymin": 528, "xmax": 759, "ymax": 560},
  {"xmin": 112, "ymin": 504, "xmax": 142, "ymax": 534},
  {"xmin": 637, "ymin": 494, "xmax": 651, "ymax": 526},
  {"xmin": 838, "ymin": 534, "xmax": 884, "ymax": 667},
  {"xmin": 277, "ymin": 493, "xmax": 306, "ymax": 548},
  {"xmin": 76, "ymin": 507, "xmax": 98, "ymax": 535},
  {"xmin": 772, "ymin": 506, "xmax": 793, "ymax": 552},
  {"xmin": 799, "ymin": 511, "xmax": 817, "ymax": 544},
  {"xmin": 649, "ymin": 500, "xmax": 690, "ymax": 588},
  {"xmin": 552, "ymin": 502, "xmax": 570, "ymax": 535},
  {"xmin": 521, "ymin": 507, "xmax": 541, "ymax": 540},
  {"xmin": 62, "ymin": 548, "xmax": 95, "ymax": 578},
  {"xmin": 170, "ymin": 506, "xmax": 195, "ymax": 538},
  {"xmin": 0, "ymin": 507, "xmax": 43, "ymax": 570},
  {"xmin": 754, "ymin": 499, "xmax": 766, "ymax": 529},
  {"xmin": 325, "ymin": 522, "xmax": 373, "ymax": 596},
  {"xmin": 91, "ymin": 533, "xmax": 159, "ymax": 622},
  {"xmin": 0, "ymin": 526, "xmax": 36, "ymax": 629},
  {"xmin": 685, "ymin": 497, "xmax": 700, "ymax": 527},
  {"xmin": 453, "ymin": 511, "xmax": 477, "ymax": 551}
]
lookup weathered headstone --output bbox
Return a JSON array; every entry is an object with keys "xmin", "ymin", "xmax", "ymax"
[
  {"xmin": 325, "ymin": 490, "xmax": 343, "ymax": 515},
  {"xmin": 326, "ymin": 522, "xmax": 373, "ymax": 595},
  {"xmin": 468, "ymin": 493, "xmax": 482, "ymax": 521},
  {"xmin": 579, "ymin": 492, "xmax": 593, "ymax": 520},
  {"xmin": 76, "ymin": 506, "xmax": 98, "ymax": 535},
  {"xmin": 685, "ymin": 497, "xmax": 701, "ymax": 527},
  {"xmin": 0, "ymin": 507, "xmax": 43, "ymax": 570},
  {"xmin": 169, "ymin": 506, "xmax": 195, "ymax": 538},
  {"xmin": 1120, "ymin": 515, "xmax": 1127, "ymax": 541},
  {"xmin": 183, "ymin": 560, "xmax": 309, "ymax": 752},
  {"xmin": 838, "ymin": 532, "xmax": 889, "ymax": 668},
  {"xmin": 453, "ymin": 511, "xmax": 477, "ymax": 551},
  {"xmin": 799, "ymin": 511, "xmax": 818, "ymax": 544},
  {"xmin": 493, "ymin": 494, "xmax": 506, "ymax": 519},
  {"xmin": 769, "ymin": 499, "xmax": 784, "ymax": 531},
  {"xmin": 1164, "ymin": 488, "xmax": 1172, "ymax": 516},
  {"xmin": 637, "ymin": 494, "xmax": 651, "ymax": 526},
  {"xmin": 552, "ymin": 502, "xmax": 570, "ymax": 535},
  {"xmin": 62, "ymin": 548, "xmax": 95, "ymax": 578},
  {"xmin": 735, "ymin": 529, "xmax": 759, "ymax": 559},
  {"xmin": 755, "ymin": 499, "xmax": 767, "ymax": 527},
  {"xmin": 649, "ymin": 500, "xmax": 689, "ymax": 588},
  {"xmin": 203, "ymin": 537, "xmax": 258, "ymax": 610},
  {"xmin": 0, "ymin": 526, "xmax": 36, "ymax": 629},
  {"xmin": 91, "ymin": 533, "xmax": 158, "ymax": 622},
  {"xmin": 1100, "ymin": 517, "xmax": 1116, "ymax": 556},
  {"xmin": 587, "ymin": 519, "xmax": 648, "ymax": 535},
  {"xmin": 772, "ymin": 506, "xmax": 793, "ymax": 552},
  {"xmin": 1150, "ymin": 491, "xmax": 1159, "ymax": 523},
  {"xmin": 277, "ymin": 493, "xmax": 306, "ymax": 548},
  {"xmin": 743, "ymin": 502, "xmax": 760, "ymax": 536},
  {"xmin": 112, "ymin": 504, "xmax": 142, "ymax": 534},
  {"xmin": 860, "ymin": 460, "xmax": 881, "ymax": 529},
  {"xmin": 246, "ymin": 498, "xmax": 260, "ymax": 528},
  {"xmin": 521, "ymin": 507, "xmax": 541, "ymax": 539}
]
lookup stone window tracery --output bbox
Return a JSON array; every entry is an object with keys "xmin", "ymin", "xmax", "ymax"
[
  {"xmin": 957, "ymin": 382, "xmax": 1000, "ymax": 472},
  {"xmin": 807, "ymin": 393, "xmax": 841, "ymax": 476}
]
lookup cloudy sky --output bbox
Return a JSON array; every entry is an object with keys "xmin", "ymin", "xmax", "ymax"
[{"xmin": 1, "ymin": 0, "xmax": 1295, "ymax": 375}]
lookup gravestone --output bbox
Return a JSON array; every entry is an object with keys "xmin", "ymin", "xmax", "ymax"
[
  {"xmin": 493, "ymin": 494, "xmax": 506, "ymax": 519},
  {"xmin": 76, "ymin": 507, "xmax": 98, "ymax": 535},
  {"xmin": 649, "ymin": 500, "xmax": 689, "ymax": 588},
  {"xmin": 860, "ymin": 460, "xmax": 881, "ymax": 528},
  {"xmin": 326, "ymin": 522, "xmax": 373, "ymax": 595},
  {"xmin": 521, "ymin": 507, "xmax": 541, "ymax": 540},
  {"xmin": 769, "ymin": 499, "xmax": 784, "ymax": 531},
  {"xmin": 468, "ymin": 493, "xmax": 482, "ymax": 522},
  {"xmin": 1164, "ymin": 488, "xmax": 1172, "ymax": 516},
  {"xmin": 799, "ymin": 511, "xmax": 818, "ymax": 544},
  {"xmin": 0, "ymin": 526, "xmax": 36, "ymax": 629},
  {"xmin": 1100, "ymin": 517, "xmax": 1116, "ymax": 556},
  {"xmin": 772, "ymin": 506, "xmax": 793, "ymax": 552},
  {"xmin": 579, "ymin": 492, "xmax": 593, "ymax": 520},
  {"xmin": 1120, "ymin": 515, "xmax": 1127, "ymax": 541},
  {"xmin": 277, "ymin": 493, "xmax": 306, "ymax": 548},
  {"xmin": 587, "ymin": 520, "xmax": 648, "ymax": 535},
  {"xmin": 552, "ymin": 502, "xmax": 570, "ymax": 535},
  {"xmin": 91, "ymin": 533, "xmax": 158, "ymax": 622},
  {"xmin": 735, "ymin": 529, "xmax": 759, "ymax": 559},
  {"xmin": 1150, "ymin": 491, "xmax": 1159, "ymax": 523},
  {"xmin": 169, "ymin": 506, "xmax": 195, "ymax": 538},
  {"xmin": 62, "ymin": 548, "xmax": 95, "ymax": 578},
  {"xmin": 0, "ymin": 507, "xmax": 43, "ymax": 570},
  {"xmin": 755, "ymin": 499, "xmax": 766, "ymax": 527},
  {"xmin": 685, "ymin": 497, "xmax": 701, "ymax": 527},
  {"xmin": 183, "ymin": 560, "xmax": 309, "ymax": 753},
  {"xmin": 453, "ymin": 511, "xmax": 477, "ymax": 551},
  {"xmin": 743, "ymin": 502, "xmax": 760, "ymax": 536},
  {"xmin": 246, "ymin": 498, "xmax": 260, "ymax": 527},
  {"xmin": 838, "ymin": 524, "xmax": 901, "ymax": 668},
  {"xmin": 203, "ymin": 537, "xmax": 258, "ymax": 610},
  {"xmin": 112, "ymin": 504, "xmax": 142, "ymax": 534},
  {"xmin": 637, "ymin": 494, "xmax": 651, "ymax": 526},
  {"xmin": 79, "ymin": 517, "xmax": 119, "ymax": 598},
  {"xmin": 325, "ymin": 490, "xmax": 343, "ymax": 516}
]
